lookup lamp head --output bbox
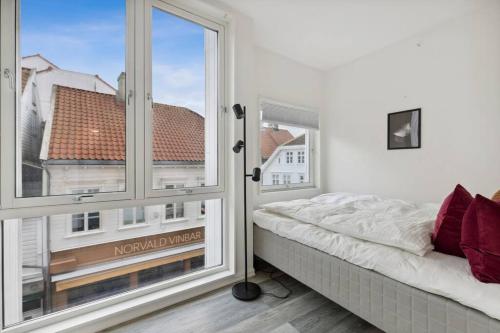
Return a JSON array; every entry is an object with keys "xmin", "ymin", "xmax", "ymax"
[
  {"xmin": 232, "ymin": 104, "xmax": 245, "ymax": 119},
  {"xmin": 233, "ymin": 140, "xmax": 244, "ymax": 153},
  {"xmin": 251, "ymin": 167, "xmax": 261, "ymax": 182}
]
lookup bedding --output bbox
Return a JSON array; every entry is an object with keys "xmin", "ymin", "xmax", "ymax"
[
  {"xmin": 253, "ymin": 208, "xmax": 500, "ymax": 321},
  {"xmin": 262, "ymin": 193, "xmax": 438, "ymax": 256},
  {"xmin": 432, "ymin": 184, "xmax": 472, "ymax": 258},
  {"xmin": 461, "ymin": 195, "xmax": 500, "ymax": 283}
]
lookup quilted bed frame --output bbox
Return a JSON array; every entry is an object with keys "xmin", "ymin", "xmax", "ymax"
[{"xmin": 253, "ymin": 225, "xmax": 500, "ymax": 333}]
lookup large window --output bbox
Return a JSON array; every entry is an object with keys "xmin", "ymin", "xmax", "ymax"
[
  {"xmin": 147, "ymin": 3, "xmax": 221, "ymax": 196},
  {"xmin": 8, "ymin": 0, "xmax": 131, "ymax": 205},
  {"xmin": 259, "ymin": 100, "xmax": 318, "ymax": 190},
  {"xmin": 2, "ymin": 199, "xmax": 222, "ymax": 325},
  {"xmin": 0, "ymin": 0, "xmax": 227, "ymax": 329}
]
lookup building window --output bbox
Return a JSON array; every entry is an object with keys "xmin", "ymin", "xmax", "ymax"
[
  {"xmin": 259, "ymin": 100, "xmax": 318, "ymax": 191},
  {"xmin": 71, "ymin": 189, "xmax": 100, "ymax": 233},
  {"xmin": 200, "ymin": 201, "xmax": 205, "ymax": 215},
  {"xmin": 298, "ymin": 151, "xmax": 305, "ymax": 163},
  {"xmin": 123, "ymin": 207, "xmax": 146, "ymax": 226},
  {"xmin": 165, "ymin": 184, "xmax": 185, "ymax": 220}
]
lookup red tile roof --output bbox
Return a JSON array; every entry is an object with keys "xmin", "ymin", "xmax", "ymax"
[
  {"xmin": 284, "ymin": 133, "xmax": 305, "ymax": 146},
  {"xmin": 48, "ymin": 85, "xmax": 204, "ymax": 162},
  {"xmin": 260, "ymin": 127, "xmax": 294, "ymax": 160}
]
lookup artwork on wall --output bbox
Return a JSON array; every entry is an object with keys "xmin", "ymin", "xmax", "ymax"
[{"xmin": 387, "ymin": 108, "xmax": 421, "ymax": 150}]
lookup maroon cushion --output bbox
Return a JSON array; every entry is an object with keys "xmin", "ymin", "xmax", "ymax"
[
  {"xmin": 461, "ymin": 195, "xmax": 500, "ymax": 283},
  {"xmin": 432, "ymin": 184, "xmax": 473, "ymax": 257}
]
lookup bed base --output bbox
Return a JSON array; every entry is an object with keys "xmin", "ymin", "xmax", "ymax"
[{"xmin": 253, "ymin": 225, "xmax": 500, "ymax": 333}]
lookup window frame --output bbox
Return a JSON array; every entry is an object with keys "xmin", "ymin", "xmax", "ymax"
[
  {"xmin": 144, "ymin": 0, "xmax": 226, "ymax": 199},
  {"xmin": 121, "ymin": 206, "xmax": 146, "ymax": 227},
  {"xmin": 0, "ymin": 0, "xmax": 231, "ymax": 331},
  {"xmin": 0, "ymin": 0, "xmax": 136, "ymax": 209},
  {"xmin": 258, "ymin": 98, "xmax": 317, "ymax": 192}
]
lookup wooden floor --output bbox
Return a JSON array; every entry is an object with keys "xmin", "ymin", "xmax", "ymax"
[{"xmin": 103, "ymin": 270, "xmax": 383, "ymax": 333}]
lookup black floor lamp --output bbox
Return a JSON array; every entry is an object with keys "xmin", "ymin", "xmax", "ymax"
[{"xmin": 231, "ymin": 103, "xmax": 262, "ymax": 301}]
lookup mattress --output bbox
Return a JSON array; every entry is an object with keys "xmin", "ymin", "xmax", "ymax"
[{"xmin": 253, "ymin": 209, "xmax": 500, "ymax": 321}]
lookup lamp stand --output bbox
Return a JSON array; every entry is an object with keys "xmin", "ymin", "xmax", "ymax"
[{"xmin": 232, "ymin": 105, "xmax": 261, "ymax": 301}]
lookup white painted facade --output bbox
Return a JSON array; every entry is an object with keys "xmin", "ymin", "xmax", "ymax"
[{"xmin": 261, "ymin": 142, "xmax": 309, "ymax": 186}]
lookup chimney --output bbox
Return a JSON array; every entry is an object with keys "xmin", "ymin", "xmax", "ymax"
[{"xmin": 116, "ymin": 72, "xmax": 126, "ymax": 102}]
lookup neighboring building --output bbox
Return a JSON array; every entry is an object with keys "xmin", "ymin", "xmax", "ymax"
[
  {"xmin": 260, "ymin": 126, "xmax": 308, "ymax": 186},
  {"xmin": 15, "ymin": 56, "xmax": 210, "ymax": 320}
]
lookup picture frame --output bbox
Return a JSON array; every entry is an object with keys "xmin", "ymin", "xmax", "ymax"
[{"xmin": 387, "ymin": 108, "xmax": 421, "ymax": 150}]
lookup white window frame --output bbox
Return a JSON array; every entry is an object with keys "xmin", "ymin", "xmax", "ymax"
[
  {"xmin": 0, "ymin": 0, "xmax": 136, "ymax": 209},
  {"xmin": 144, "ymin": 0, "xmax": 226, "ymax": 199},
  {"xmin": 121, "ymin": 206, "xmax": 146, "ymax": 227},
  {"xmin": 0, "ymin": 0, "xmax": 231, "ymax": 331},
  {"xmin": 258, "ymin": 101, "xmax": 317, "ymax": 192},
  {"xmin": 297, "ymin": 151, "xmax": 305, "ymax": 164},
  {"xmin": 285, "ymin": 151, "xmax": 293, "ymax": 164}
]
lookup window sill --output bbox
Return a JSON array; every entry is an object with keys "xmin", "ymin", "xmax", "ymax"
[
  {"xmin": 64, "ymin": 230, "xmax": 105, "ymax": 239},
  {"xmin": 161, "ymin": 217, "xmax": 189, "ymax": 225},
  {"xmin": 261, "ymin": 184, "xmax": 317, "ymax": 193},
  {"xmin": 8, "ymin": 268, "xmax": 244, "ymax": 333},
  {"xmin": 118, "ymin": 223, "xmax": 149, "ymax": 231},
  {"xmin": 197, "ymin": 215, "xmax": 206, "ymax": 220}
]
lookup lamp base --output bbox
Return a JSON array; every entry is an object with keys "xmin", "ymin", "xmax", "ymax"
[{"xmin": 232, "ymin": 282, "xmax": 261, "ymax": 301}]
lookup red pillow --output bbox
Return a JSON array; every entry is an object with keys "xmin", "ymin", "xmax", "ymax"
[
  {"xmin": 432, "ymin": 184, "xmax": 473, "ymax": 257},
  {"xmin": 461, "ymin": 195, "xmax": 500, "ymax": 283}
]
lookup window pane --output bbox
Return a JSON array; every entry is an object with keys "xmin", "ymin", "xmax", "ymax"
[
  {"xmin": 2, "ymin": 199, "xmax": 223, "ymax": 326},
  {"xmin": 260, "ymin": 123, "xmax": 310, "ymax": 186},
  {"xmin": 136, "ymin": 207, "xmax": 145, "ymax": 223},
  {"xmin": 72, "ymin": 214, "xmax": 85, "ymax": 232},
  {"xmin": 87, "ymin": 212, "xmax": 100, "ymax": 230},
  {"xmin": 17, "ymin": 0, "xmax": 127, "ymax": 198},
  {"xmin": 123, "ymin": 208, "xmax": 134, "ymax": 225},
  {"xmin": 151, "ymin": 7, "xmax": 218, "ymax": 191}
]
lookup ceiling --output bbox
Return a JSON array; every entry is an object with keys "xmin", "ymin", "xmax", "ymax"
[{"xmin": 219, "ymin": 0, "xmax": 485, "ymax": 70}]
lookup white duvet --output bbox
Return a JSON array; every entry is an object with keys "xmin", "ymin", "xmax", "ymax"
[
  {"xmin": 262, "ymin": 193, "xmax": 439, "ymax": 256},
  {"xmin": 253, "ymin": 208, "xmax": 500, "ymax": 321}
]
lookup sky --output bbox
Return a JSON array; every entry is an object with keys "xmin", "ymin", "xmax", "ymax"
[{"xmin": 20, "ymin": 0, "xmax": 206, "ymax": 115}]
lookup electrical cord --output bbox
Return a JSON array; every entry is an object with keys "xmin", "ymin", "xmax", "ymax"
[{"xmin": 260, "ymin": 269, "xmax": 292, "ymax": 299}]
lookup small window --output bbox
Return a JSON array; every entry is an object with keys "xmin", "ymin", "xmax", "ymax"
[
  {"xmin": 298, "ymin": 151, "xmax": 305, "ymax": 163},
  {"xmin": 200, "ymin": 201, "xmax": 205, "ymax": 215},
  {"xmin": 71, "ymin": 189, "xmax": 100, "ymax": 233},
  {"xmin": 122, "ymin": 207, "xmax": 146, "ymax": 226},
  {"xmin": 164, "ymin": 184, "xmax": 185, "ymax": 220},
  {"xmin": 260, "ymin": 100, "xmax": 318, "ymax": 191}
]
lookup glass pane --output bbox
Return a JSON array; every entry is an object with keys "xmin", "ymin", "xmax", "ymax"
[
  {"xmin": 136, "ymin": 207, "xmax": 145, "ymax": 223},
  {"xmin": 260, "ymin": 123, "xmax": 310, "ymax": 186},
  {"xmin": 87, "ymin": 213, "xmax": 100, "ymax": 230},
  {"xmin": 71, "ymin": 214, "xmax": 85, "ymax": 232},
  {"xmin": 17, "ymin": 0, "xmax": 127, "ymax": 198},
  {"xmin": 2, "ymin": 199, "xmax": 223, "ymax": 326},
  {"xmin": 151, "ymin": 7, "xmax": 218, "ymax": 191},
  {"xmin": 123, "ymin": 208, "xmax": 134, "ymax": 225}
]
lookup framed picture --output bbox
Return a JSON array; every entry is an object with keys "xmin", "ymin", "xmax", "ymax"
[{"xmin": 387, "ymin": 108, "xmax": 421, "ymax": 150}]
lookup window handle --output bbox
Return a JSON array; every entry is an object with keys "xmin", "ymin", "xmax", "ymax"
[
  {"xmin": 127, "ymin": 90, "xmax": 133, "ymax": 105},
  {"xmin": 3, "ymin": 68, "xmax": 14, "ymax": 89},
  {"xmin": 147, "ymin": 93, "xmax": 153, "ymax": 107},
  {"xmin": 73, "ymin": 194, "xmax": 94, "ymax": 202}
]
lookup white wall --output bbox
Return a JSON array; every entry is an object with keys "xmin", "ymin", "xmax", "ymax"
[
  {"xmin": 254, "ymin": 47, "xmax": 324, "ymax": 204},
  {"xmin": 323, "ymin": 3, "xmax": 500, "ymax": 203}
]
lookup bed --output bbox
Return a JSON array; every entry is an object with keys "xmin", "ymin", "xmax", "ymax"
[{"xmin": 253, "ymin": 193, "xmax": 500, "ymax": 333}]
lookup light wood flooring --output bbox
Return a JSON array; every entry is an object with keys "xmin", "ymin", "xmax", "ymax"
[{"xmin": 103, "ymin": 268, "xmax": 383, "ymax": 333}]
